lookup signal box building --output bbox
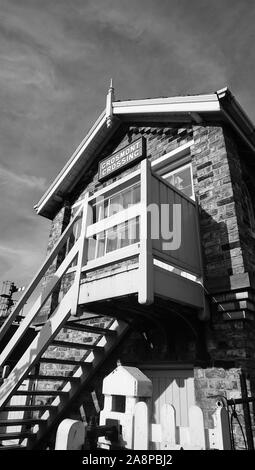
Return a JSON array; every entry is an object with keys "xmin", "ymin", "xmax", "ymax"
[{"xmin": 0, "ymin": 86, "xmax": 255, "ymax": 449}]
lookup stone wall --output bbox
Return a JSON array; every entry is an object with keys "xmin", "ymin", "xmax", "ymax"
[
  {"xmin": 194, "ymin": 367, "xmax": 254, "ymax": 450},
  {"xmin": 190, "ymin": 124, "xmax": 255, "ymax": 449},
  {"xmin": 191, "ymin": 126, "xmax": 244, "ymax": 279}
]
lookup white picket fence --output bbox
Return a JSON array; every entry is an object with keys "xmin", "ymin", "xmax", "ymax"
[
  {"xmin": 55, "ymin": 402, "xmax": 232, "ymax": 450},
  {"xmin": 133, "ymin": 402, "xmax": 232, "ymax": 450}
]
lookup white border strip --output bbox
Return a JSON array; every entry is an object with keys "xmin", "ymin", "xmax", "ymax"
[{"xmin": 151, "ymin": 140, "xmax": 193, "ymax": 170}]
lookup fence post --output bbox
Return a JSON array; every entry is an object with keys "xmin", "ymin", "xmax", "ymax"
[
  {"xmin": 211, "ymin": 406, "xmax": 232, "ymax": 450},
  {"xmin": 189, "ymin": 405, "xmax": 206, "ymax": 449},
  {"xmin": 160, "ymin": 404, "xmax": 176, "ymax": 450},
  {"xmin": 133, "ymin": 401, "xmax": 149, "ymax": 450}
]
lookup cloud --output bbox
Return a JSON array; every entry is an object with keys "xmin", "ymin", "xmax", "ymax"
[
  {"xmin": 0, "ymin": 242, "xmax": 45, "ymax": 299},
  {"xmin": 0, "ymin": 165, "xmax": 47, "ymax": 191},
  {"xmin": 0, "ymin": 243, "xmax": 39, "ymax": 277},
  {"xmin": 0, "ymin": 0, "xmax": 255, "ymax": 300},
  {"xmin": 0, "ymin": 244, "xmax": 31, "ymax": 258}
]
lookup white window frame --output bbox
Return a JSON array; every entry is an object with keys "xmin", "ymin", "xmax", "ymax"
[
  {"xmin": 87, "ymin": 216, "xmax": 140, "ymax": 261},
  {"xmin": 92, "ymin": 181, "xmax": 140, "ymax": 223},
  {"xmin": 162, "ymin": 162, "xmax": 195, "ymax": 200},
  {"xmin": 151, "ymin": 140, "xmax": 195, "ymax": 201}
]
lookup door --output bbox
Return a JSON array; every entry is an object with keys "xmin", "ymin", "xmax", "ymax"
[{"xmin": 140, "ymin": 366, "xmax": 195, "ymax": 449}]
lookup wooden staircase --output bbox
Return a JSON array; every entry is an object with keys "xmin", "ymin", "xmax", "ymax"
[
  {"xmin": 0, "ymin": 316, "xmax": 128, "ymax": 450},
  {"xmin": 0, "ymin": 198, "xmax": 129, "ymax": 449}
]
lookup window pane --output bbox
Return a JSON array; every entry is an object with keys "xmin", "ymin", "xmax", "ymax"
[
  {"xmin": 109, "ymin": 194, "xmax": 123, "ymax": 217},
  {"xmin": 92, "ymin": 201, "xmax": 104, "ymax": 223},
  {"xmin": 132, "ymin": 184, "xmax": 140, "ymax": 204},
  {"xmin": 122, "ymin": 187, "xmax": 132, "ymax": 209},
  {"xmin": 128, "ymin": 217, "xmax": 140, "ymax": 243},
  {"xmin": 91, "ymin": 183, "xmax": 141, "ymax": 222},
  {"xmin": 97, "ymin": 232, "xmax": 106, "ymax": 258},
  {"xmin": 119, "ymin": 221, "xmax": 129, "ymax": 249},
  {"xmin": 106, "ymin": 226, "xmax": 118, "ymax": 253},
  {"xmin": 182, "ymin": 185, "xmax": 193, "ymax": 198},
  {"xmin": 165, "ymin": 166, "xmax": 193, "ymax": 198},
  {"xmin": 87, "ymin": 237, "xmax": 97, "ymax": 261},
  {"xmin": 86, "ymin": 217, "xmax": 140, "ymax": 261}
]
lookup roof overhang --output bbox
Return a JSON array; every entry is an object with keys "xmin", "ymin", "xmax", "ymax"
[{"xmin": 35, "ymin": 88, "xmax": 255, "ymax": 220}]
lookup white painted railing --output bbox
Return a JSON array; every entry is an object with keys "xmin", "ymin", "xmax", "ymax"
[{"xmin": 0, "ymin": 197, "xmax": 89, "ymax": 371}]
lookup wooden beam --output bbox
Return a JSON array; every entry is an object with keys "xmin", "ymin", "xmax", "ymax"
[
  {"xmin": 139, "ymin": 159, "xmax": 154, "ymax": 305},
  {"xmin": 70, "ymin": 193, "xmax": 89, "ymax": 316},
  {"xmin": 154, "ymin": 266, "xmax": 204, "ymax": 309}
]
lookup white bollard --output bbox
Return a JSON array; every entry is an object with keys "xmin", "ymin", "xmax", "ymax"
[{"xmin": 55, "ymin": 419, "xmax": 86, "ymax": 450}]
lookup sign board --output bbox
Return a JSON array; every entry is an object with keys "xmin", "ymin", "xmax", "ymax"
[{"xmin": 98, "ymin": 137, "xmax": 146, "ymax": 181}]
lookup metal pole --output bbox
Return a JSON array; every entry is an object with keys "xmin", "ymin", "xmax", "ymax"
[{"xmin": 240, "ymin": 372, "xmax": 254, "ymax": 450}]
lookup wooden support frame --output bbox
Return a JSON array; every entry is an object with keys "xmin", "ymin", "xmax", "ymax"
[
  {"xmin": 138, "ymin": 158, "xmax": 154, "ymax": 305},
  {"xmin": 70, "ymin": 193, "xmax": 89, "ymax": 316}
]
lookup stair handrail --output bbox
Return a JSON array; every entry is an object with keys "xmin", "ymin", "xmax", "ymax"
[
  {"xmin": 0, "ymin": 204, "xmax": 83, "ymax": 343},
  {"xmin": 0, "ymin": 203, "xmax": 85, "ymax": 366},
  {"xmin": 0, "ymin": 284, "xmax": 75, "ymax": 408}
]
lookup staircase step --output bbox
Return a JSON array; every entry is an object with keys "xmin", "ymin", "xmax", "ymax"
[
  {"xmin": 39, "ymin": 357, "xmax": 93, "ymax": 366},
  {"xmin": 14, "ymin": 390, "xmax": 68, "ymax": 397},
  {"xmin": 0, "ymin": 418, "xmax": 43, "ymax": 427},
  {"xmin": 51, "ymin": 340, "xmax": 104, "ymax": 350},
  {"xmin": 65, "ymin": 323, "xmax": 116, "ymax": 336},
  {"xmin": 28, "ymin": 374, "xmax": 81, "ymax": 383},
  {"xmin": 3, "ymin": 405, "xmax": 56, "ymax": 412},
  {"xmin": 0, "ymin": 431, "xmax": 34, "ymax": 440}
]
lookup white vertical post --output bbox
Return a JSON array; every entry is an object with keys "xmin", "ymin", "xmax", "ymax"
[
  {"xmin": 134, "ymin": 401, "xmax": 149, "ymax": 450},
  {"xmin": 138, "ymin": 159, "xmax": 154, "ymax": 305},
  {"xmin": 71, "ymin": 193, "xmax": 89, "ymax": 315},
  {"xmin": 160, "ymin": 404, "xmax": 176, "ymax": 450},
  {"xmin": 188, "ymin": 405, "xmax": 206, "ymax": 449},
  {"xmin": 0, "ymin": 205, "xmax": 83, "ymax": 344},
  {"xmin": 211, "ymin": 406, "xmax": 232, "ymax": 450}
]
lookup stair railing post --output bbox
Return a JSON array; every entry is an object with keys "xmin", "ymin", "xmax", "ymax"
[
  {"xmin": 0, "ymin": 237, "xmax": 82, "ymax": 368},
  {"xmin": 138, "ymin": 158, "xmax": 154, "ymax": 305},
  {"xmin": 70, "ymin": 193, "xmax": 89, "ymax": 316},
  {"xmin": 0, "ymin": 205, "xmax": 83, "ymax": 344}
]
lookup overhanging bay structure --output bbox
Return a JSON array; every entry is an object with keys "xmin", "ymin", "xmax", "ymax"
[{"xmin": 0, "ymin": 86, "xmax": 255, "ymax": 449}]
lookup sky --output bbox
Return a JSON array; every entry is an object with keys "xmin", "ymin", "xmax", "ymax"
[{"xmin": 1, "ymin": 0, "xmax": 255, "ymax": 305}]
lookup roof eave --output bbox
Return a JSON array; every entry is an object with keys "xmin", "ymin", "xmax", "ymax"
[
  {"xmin": 35, "ymin": 111, "xmax": 122, "ymax": 219},
  {"xmin": 35, "ymin": 90, "xmax": 255, "ymax": 220},
  {"xmin": 216, "ymin": 87, "xmax": 255, "ymax": 152}
]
